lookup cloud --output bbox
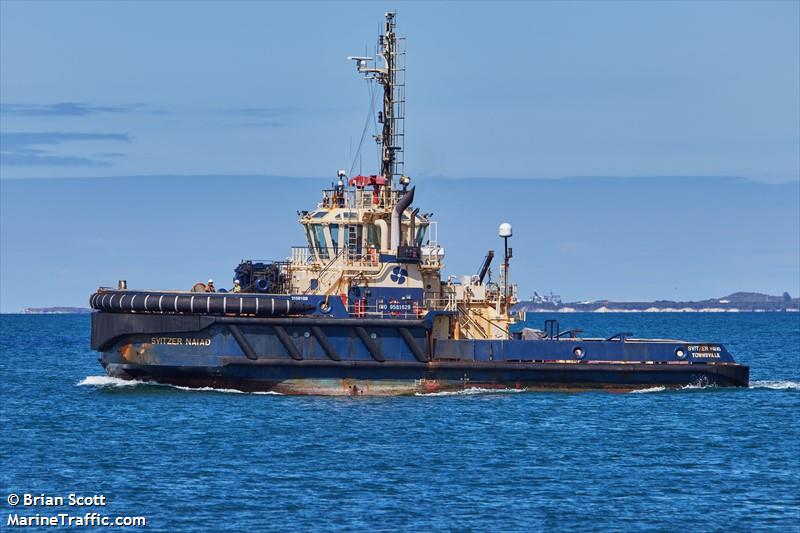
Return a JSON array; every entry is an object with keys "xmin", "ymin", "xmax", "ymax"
[
  {"xmin": 1, "ymin": 132, "xmax": 131, "ymax": 147},
  {"xmin": 0, "ymin": 131, "xmax": 131, "ymax": 167},
  {"xmin": 226, "ymin": 107, "xmax": 291, "ymax": 118},
  {"xmin": 0, "ymin": 102, "xmax": 156, "ymax": 117},
  {"xmin": 1, "ymin": 152, "xmax": 110, "ymax": 167}
]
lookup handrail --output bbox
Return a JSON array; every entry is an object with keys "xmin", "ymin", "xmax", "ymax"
[
  {"xmin": 303, "ymin": 248, "xmax": 347, "ymax": 295},
  {"xmin": 291, "ymin": 245, "xmax": 382, "ymax": 268},
  {"xmin": 347, "ymin": 301, "xmax": 424, "ymax": 319},
  {"xmin": 555, "ymin": 328, "xmax": 583, "ymax": 339},
  {"xmin": 456, "ymin": 304, "xmax": 485, "ymax": 337},
  {"xmin": 456, "ymin": 304, "xmax": 509, "ymax": 339},
  {"xmin": 424, "ymin": 292, "xmax": 456, "ymax": 311}
]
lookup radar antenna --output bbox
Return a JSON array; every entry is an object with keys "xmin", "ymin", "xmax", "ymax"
[{"xmin": 348, "ymin": 12, "xmax": 406, "ymax": 191}]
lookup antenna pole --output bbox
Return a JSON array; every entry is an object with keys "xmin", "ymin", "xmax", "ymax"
[
  {"xmin": 381, "ymin": 12, "xmax": 395, "ymax": 187},
  {"xmin": 503, "ymin": 237, "xmax": 509, "ymax": 308},
  {"xmin": 498, "ymin": 223, "xmax": 513, "ymax": 312},
  {"xmin": 348, "ymin": 11, "xmax": 404, "ymax": 198}
]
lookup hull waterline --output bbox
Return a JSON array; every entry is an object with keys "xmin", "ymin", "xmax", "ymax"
[{"xmin": 101, "ymin": 357, "xmax": 749, "ymax": 396}]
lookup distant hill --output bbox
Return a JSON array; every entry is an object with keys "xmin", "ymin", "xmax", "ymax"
[
  {"xmin": 21, "ymin": 307, "xmax": 92, "ymax": 314},
  {"xmin": 516, "ymin": 292, "xmax": 799, "ymax": 313},
  {"xmin": 722, "ymin": 292, "xmax": 792, "ymax": 304},
  {"xmin": 13, "ymin": 292, "xmax": 800, "ymax": 314}
]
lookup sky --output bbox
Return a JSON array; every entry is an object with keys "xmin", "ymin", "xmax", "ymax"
[
  {"xmin": 1, "ymin": 175, "xmax": 798, "ymax": 312},
  {"xmin": 0, "ymin": 1, "xmax": 798, "ymax": 311}
]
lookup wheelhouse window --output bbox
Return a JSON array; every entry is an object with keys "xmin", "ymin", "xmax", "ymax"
[
  {"xmin": 416, "ymin": 225, "xmax": 428, "ymax": 246},
  {"xmin": 367, "ymin": 224, "xmax": 381, "ymax": 250},
  {"xmin": 305, "ymin": 225, "xmax": 314, "ymax": 250},
  {"xmin": 311, "ymin": 224, "xmax": 329, "ymax": 260},
  {"xmin": 329, "ymin": 224, "xmax": 340, "ymax": 254}
]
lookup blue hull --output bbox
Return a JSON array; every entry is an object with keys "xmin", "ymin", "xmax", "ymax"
[{"xmin": 92, "ymin": 312, "xmax": 749, "ymax": 394}]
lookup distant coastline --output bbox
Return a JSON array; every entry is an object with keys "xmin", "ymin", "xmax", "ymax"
[
  {"xmin": 515, "ymin": 292, "xmax": 799, "ymax": 313},
  {"xmin": 13, "ymin": 292, "xmax": 799, "ymax": 314},
  {"xmin": 19, "ymin": 307, "xmax": 92, "ymax": 315}
]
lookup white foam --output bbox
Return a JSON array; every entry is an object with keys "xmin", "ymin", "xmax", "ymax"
[
  {"xmin": 168, "ymin": 385, "xmax": 282, "ymax": 395},
  {"xmin": 750, "ymin": 380, "xmax": 800, "ymax": 390},
  {"xmin": 628, "ymin": 382, "xmax": 716, "ymax": 393},
  {"xmin": 629, "ymin": 386, "xmax": 667, "ymax": 394},
  {"xmin": 78, "ymin": 375, "xmax": 143, "ymax": 387},
  {"xmin": 77, "ymin": 375, "xmax": 282, "ymax": 394},
  {"xmin": 415, "ymin": 387, "xmax": 526, "ymax": 397},
  {"xmin": 680, "ymin": 381, "xmax": 717, "ymax": 390}
]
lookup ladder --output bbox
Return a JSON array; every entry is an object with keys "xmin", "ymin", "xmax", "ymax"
[{"xmin": 347, "ymin": 225, "xmax": 360, "ymax": 261}]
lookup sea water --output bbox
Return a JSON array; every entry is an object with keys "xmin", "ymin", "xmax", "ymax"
[{"xmin": 1, "ymin": 313, "xmax": 798, "ymax": 531}]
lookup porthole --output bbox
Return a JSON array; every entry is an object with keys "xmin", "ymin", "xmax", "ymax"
[
  {"xmin": 303, "ymin": 331, "xmax": 310, "ymax": 338},
  {"xmin": 573, "ymin": 347, "xmax": 585, "ymax": 358},
  {"xmin": 370, "ymin": 332, "xmax": 378, "ymax": 340}
]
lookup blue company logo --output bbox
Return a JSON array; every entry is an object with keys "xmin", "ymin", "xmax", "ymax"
[{"xmin": 390, "ymin": 266, "xmax": 408, "ymax": 284}]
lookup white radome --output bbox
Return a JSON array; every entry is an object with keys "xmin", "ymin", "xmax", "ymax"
[{"xmin": 498, "ymin": 222, "xmax": 513, "ymax": 238}]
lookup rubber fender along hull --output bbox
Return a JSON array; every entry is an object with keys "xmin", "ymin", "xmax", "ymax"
[{"xmin": 90, "ymin": 290, "xmax": 312, "ymax": 317}]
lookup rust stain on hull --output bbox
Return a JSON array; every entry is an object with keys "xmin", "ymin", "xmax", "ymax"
[{"xmin": 118, "ymin": 343, "xmax": 155, "ymax": 365}]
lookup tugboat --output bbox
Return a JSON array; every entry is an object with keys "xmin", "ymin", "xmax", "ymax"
[{"xmin": 89, "ymin": 13, "xmax": 749, "ymax": 394}]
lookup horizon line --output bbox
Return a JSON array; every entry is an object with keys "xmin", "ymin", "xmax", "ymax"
[{"xmin": 1, "ymin": 173, "xmax": 799, "ymax": 185}]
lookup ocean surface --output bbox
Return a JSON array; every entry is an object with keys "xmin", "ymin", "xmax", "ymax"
[{"xmin": 1, "ymin": 313, "xmax": 798, "ymax": 531}]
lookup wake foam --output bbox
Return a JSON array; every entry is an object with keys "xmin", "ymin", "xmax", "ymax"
[
  {"xmin": 680, "ymin": 381, "xmax": 717, "ymax": 391},
  {"xmin": 168, "ymin": 385, "xmax": 281, "ymax": 395},
  {"xmin": 77, "ymin": 375, "xmax": 281, "ymax": 394},
  {"xmin": 415, "ymin": 387, "xmax": 526, "ymax": 397},
  {"xmin": 627, "ymin": 380, "xmax": 800, "ymax": 393},
  {"xmin": 629, "ymin": 386, "xmax": 667, "ymax": 394},
  {"xmin": 628, "ymin": 383, "xmax": 715, "ymax": 393},
  {"xmin": 78, "ymin": 375, "xmax": 142, "ymax": 387},
  {"xmin": 750, "ymin": 380, "xmax": 800, "ymax": 390},
  {"xmin": 78, "ymin": 376, "xmax": 800, "ymax": 395}
]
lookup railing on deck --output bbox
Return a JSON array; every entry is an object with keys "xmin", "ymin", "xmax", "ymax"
[
  {"xmin": 346, "ymin": 301, "xmax": 424, "ymax": 320},
  {"xmin": 457, "ymin": 304, "xmax": 510, "ymax": 339},
  {"xmin": 350, "ymin": 189, "xmax": 404, "ymax": 210},
  {"xmin": 317, "ymin": 188, "xmax": 406, "ymax": 210},
  {"xmin": 424, "ymin": 292, "xmax": 457, "ymax": 312},
  {"xmin": 290, "ymin": 246, "xmax": 381, "ymax": 268}
]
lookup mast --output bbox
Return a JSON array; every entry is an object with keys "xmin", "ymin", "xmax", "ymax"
[
  {"xmin": 381, "ymin": 13, "xmax": 395, "ymax": 184},
  {"xmin": 349, "ymin": 12, "xmax": 405, "ymax": 189}
]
